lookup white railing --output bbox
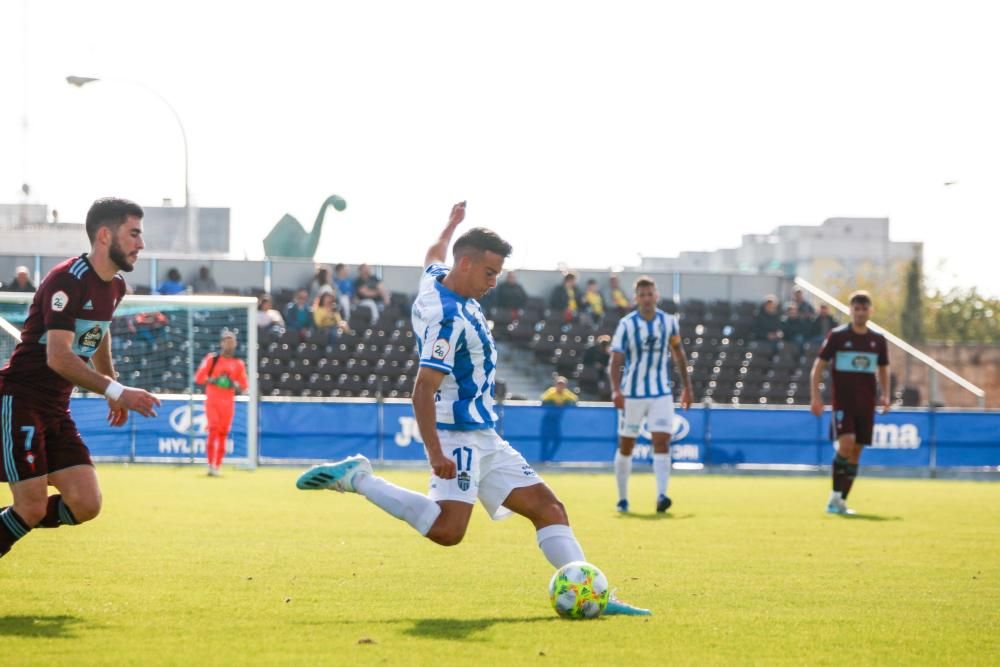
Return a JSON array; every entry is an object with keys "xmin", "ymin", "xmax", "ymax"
[{"xmin": 794, "ymin": 276, "xmax": 986, "ymax": 408}]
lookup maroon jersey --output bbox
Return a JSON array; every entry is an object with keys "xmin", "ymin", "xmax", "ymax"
[
  {"xmin": 818, "ymin": 324, "xmax": 889, "ymax": 414},
  {"xmin": 0, "ymin": 254, "xmax": 127, "ymax": 407}
]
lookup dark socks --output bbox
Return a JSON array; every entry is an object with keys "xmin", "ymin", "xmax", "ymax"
[
  {"xmin": 832, "ymin": 454, "xmax": 850, "ymax": 494},
  {"xmin": 843, "ymin": 463, "xmax": 859, "ymax": 499},
  {"xmin": 0, "ymin": 507, "xmax": 32, "ymax": 557},
  {"xmin": 37, "ymin": 494, "xmax": 78, "ymax": 528}
]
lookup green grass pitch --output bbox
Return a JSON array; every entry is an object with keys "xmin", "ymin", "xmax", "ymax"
[{"xmin": 3, "ymin": 465, "xmax": 999, "ymax": 665}]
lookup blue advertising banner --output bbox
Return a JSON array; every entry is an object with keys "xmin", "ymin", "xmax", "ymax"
[
  {"xmin": 73, "ymin": 396, "xmax": 1000, "ymax": 469},
  {"xmin": 72, "ymin": 396, "xmax": 248, "ymax": 460}
]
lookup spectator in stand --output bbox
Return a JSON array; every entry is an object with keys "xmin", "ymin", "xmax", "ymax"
[
  {"xmin": 190, "ymin": 265, "xmax": 218, "ymax": 294},
  {"xmin": 313, "ymin": 291, "xmax": 348, "ymax": 342},
  {"xmin": 495, "ymin": 271, "xmax": 528, "ymax": 317},
  {"xmin": 2, "ymin": 265, "xmax": 35, "ymax": 292},
  {"xmin": 541, "ymin": 376, "xmax": 578, "ymax": 405},
  {"xmin": 156, "ymin": 268, "xmax": 187, "ymax": 295},
  {"xmin": 791, "ymin": 288, "xmax": 816, "ymax": 317},
  {"xmin": 549, "ymin": 272, "xmax": 581, "ymax": 323},
  {"xmin": 256, "ymin": 294, "xmax": 285, "ymax": 335},
  {"xmin": 608, "ymin": 274, "xmax": 631, "ymax": 316},
  {"xmin": 354, "ymin": 263, "xmax": 388, "ymax": 323},
  {"xmin": 582, "ymin": 334, "xmax": 612, "ymax": 377},
  {"xmin": 308, "ymin": 266, "xmax": 335, "ymax": 302},
  {"xmin": 811, "ymin": 303, "xmax": 839, "ymax": 342},
  {"xmin": 781, "ymin": 303, "xmax": 812, "ymax": 353},
  {"xmin": 580, "ymin": 279, "xmax": 606, "ymax": 325},
  {"xmin": 752, "ymin": 295, "xmax": 783, "ymax": 353},
  {"xmin": 333, "ymin": 263, "xmax": 354, "ymax": 318},
  {"xmin": 284, "ymin": 288, "xmax": 313, "ymax": 335}
]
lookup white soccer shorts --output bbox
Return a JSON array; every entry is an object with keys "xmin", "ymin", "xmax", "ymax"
[
  {"xmin": 618, "ymin": 395, "xmax": 676, "ymax": 438},
  {"xmin": 428, "ymin": 429, "xmax": 543, "ymax": 520}
]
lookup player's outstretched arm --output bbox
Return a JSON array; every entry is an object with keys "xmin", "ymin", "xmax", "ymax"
[
  {"xmin": 412, "ymin": 366, "xmax": 456, "ymax": 479},
  {"xmin": 809, "ymin": 358, "xmax": 827, "ymax": 417},
  {"xmin": 46, "ymin": 330, "xmax": 161, "ymax": 418},
  {"xmin": 423, "ymin": 201, "xmax": 466, "ymax": 267}
]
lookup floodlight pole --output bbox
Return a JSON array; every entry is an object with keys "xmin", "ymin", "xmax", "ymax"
[{"xmin": 66, "ymin": 75, "xmax": 194, "ymax": 251}]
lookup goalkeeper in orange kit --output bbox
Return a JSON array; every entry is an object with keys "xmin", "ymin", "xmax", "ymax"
[{"xmin": 194, "ymin": 330, "xmax": 248, "ymax": 476}]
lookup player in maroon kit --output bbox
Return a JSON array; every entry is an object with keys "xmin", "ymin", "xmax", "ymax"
[
  {"xmin": 0, "ymin": 197, "xmax": 161, "ymax": 558},
  {"xmin": 809, "ymin": 291, "xmax": 890, "ymax": 515}
]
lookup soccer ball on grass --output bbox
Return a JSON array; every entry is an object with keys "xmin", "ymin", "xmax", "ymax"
[{"xmin": 548, "ymin": 561, "xmax": 610, "ymax": 619}]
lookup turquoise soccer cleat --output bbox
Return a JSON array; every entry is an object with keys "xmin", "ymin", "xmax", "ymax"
[
  {"xmin": 603, "ymin": 591, "xmax": 652, "ymax": 616},
  {"xmin": 296, "ymin": 455, "xmax": 373, "ymax": 493}
]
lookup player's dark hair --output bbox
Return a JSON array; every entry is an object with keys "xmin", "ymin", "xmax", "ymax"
[
  {"xmin": 849, "ymin": 290, "xmax": 872, "ymax": 306},
  {"xmin": 452, "ymin": 227, "xmax": 512, "ymax": 259},
  {"xmin": 634, "ymin": 276, "xmax": 656, "ymax": 291},
  {"xmin": 85, "ymin": 197, "xmax": 143, "ymax": 243}
]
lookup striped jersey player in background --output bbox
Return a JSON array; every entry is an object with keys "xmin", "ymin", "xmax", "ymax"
[
  {"xmin": 0, "ymin": 198, "xmax": 161, "ymax": 559},
  {"xmin": 297, "ymin": 202, "xmax": 648, "ymax": 615},
  {"xmin": 610, "ymin": 276, "xmax": 693, "ymax": 514}
]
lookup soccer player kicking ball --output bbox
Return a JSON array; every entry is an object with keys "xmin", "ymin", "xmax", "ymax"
[
  {"xmin": 810, "ymin": 291, "xmax": 890, "ymax": 515},
  {"xmin": 297, "ymin": 202, "xmax": 648, "ymax": 615},
  {"xmin": 0, "ymin": 198, "xmax": 161, "ymax": 558},
  {"xmin": 609, "ymin": 277, "xmax": 692, "ymax": 513}
]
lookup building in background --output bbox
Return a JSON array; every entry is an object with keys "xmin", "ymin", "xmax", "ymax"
[
  {"xmin": 638, "ymin": 217, "xmax": 922, "ymax": 286},
  {"xmin": 0, "ymin": 202, "xmax": 230, "ymax": 255}
]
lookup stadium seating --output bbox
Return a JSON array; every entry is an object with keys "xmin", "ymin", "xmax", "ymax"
[{"xmin": 107, "ymin": 289, "xmax": 831, "ymax": 404}]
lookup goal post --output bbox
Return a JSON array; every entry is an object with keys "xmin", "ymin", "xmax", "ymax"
[{"xmin": 0, "ymin": 292, "xmax": 259, "ymax": 469}]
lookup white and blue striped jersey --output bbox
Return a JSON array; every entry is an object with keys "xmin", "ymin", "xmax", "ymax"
[
  {"xmin": 412, "ymin": 263, "xmax": 498, "ymax": 431},
  {"xmin": 611, "ymin": 309, "xmax": 680, "ymax": 399}
]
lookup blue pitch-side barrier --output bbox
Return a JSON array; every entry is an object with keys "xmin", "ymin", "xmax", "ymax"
[{"xmin": 71, "ymin": 397, "xmax": 1000, "ymax": 469}]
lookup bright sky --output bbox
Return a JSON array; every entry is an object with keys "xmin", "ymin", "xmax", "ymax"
[{"xmin": 2, "ymin": 1, "xmax": 998, "ymax": 296}]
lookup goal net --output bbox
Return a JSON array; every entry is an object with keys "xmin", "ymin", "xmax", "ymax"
[{"xmin": 0, "ymin": 293, "xmax": 259, "ymax": 468}]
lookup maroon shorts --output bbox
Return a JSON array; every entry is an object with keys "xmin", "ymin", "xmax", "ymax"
[
  {"xmin": 830, "ymin": 408, "xmax": 875, "ymax": 446},
  {"xmin": 0, "ymin": 392, "xmax": 92, "ymax": 483}
]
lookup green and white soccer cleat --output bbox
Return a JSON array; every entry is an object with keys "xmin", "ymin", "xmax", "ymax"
[
  {"xmin": 603, "ymin": 590, "xmax": 652, "ymax": 616},
  {"xmin": 296, "ymin": 455, "xmax": 373, "ymax": 493}
]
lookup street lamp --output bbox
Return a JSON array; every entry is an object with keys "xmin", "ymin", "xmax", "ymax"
[{"xmin": 66, "ymin": 75, "xmax": 195, "ymax": 251}]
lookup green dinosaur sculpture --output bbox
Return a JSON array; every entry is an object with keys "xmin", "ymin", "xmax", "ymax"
[{"xmin": 262, "ymin": 195, "xmax": 347, "ymax": 258}]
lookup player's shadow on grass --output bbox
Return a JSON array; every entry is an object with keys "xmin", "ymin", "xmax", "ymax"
[
  {"xmin": 402, "ymin": 616, "xmax": 557, "ymax": 641},
  {"xmin": 0, "ymin": 615, "xmax": 83, "ymax": 638},
  {"xmin": 834, "ymin": 512, "xmax": 902, "ymax": 522},
  {"xmin": 616, "ymin": 512, "xmax": 695, "ymax": 521}
]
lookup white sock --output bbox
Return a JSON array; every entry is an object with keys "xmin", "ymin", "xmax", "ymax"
[
  {"xmin": 653, "ymin": 452, "xmax": 671, "ymax": 497},
  {"xmin": 614, "ymin": 450, "xmax": 632, "ymax": 502},
  {"xmin": 536, "ymin": 524, "xmax": 585, "ymax": 568},
  {"xmin": 354, "ymin": 474, "xmax": 442, "ymax": 536},
  {"xmin": 828, "ymin": 490, "xmax": 843, "ymax": 504}
]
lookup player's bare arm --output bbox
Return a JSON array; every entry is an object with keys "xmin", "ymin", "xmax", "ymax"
[
  {"xmin": 609, "ymin": 351, "xmax": 625, "ymax": 410},
  {"xmin": 878, "ymin": 364, "xmax": 891, "ymax": 414},
  {"xmin": 46, "ymin": 330, "xmax": 161, "ymax": 417},
  {"xmin": 809, "ymin": 357, "xmax": 827, "ymax": 417},
  {"xmin": 412, "ymin": 365, "xmax": 457, "ymax": 479},
  {"xmin": 91, "ymin": 332, "xmax": 128, "ymax": 427},
  {"xmin": 423, "ymin": 201, "xmax": 466, "ymax": 267},
  {"xmin": 669, "ymin": 336, "xmax": 693, "ymax": 410}
]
